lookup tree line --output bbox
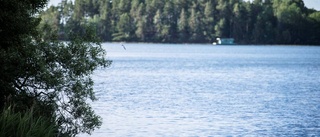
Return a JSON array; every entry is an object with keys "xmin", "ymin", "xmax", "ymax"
[{"xmin": 41, "ymin": 0, "xmax": 320, "ymax": 45}]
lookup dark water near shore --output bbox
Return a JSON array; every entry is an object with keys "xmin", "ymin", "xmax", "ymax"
[{"xmin": 80, "ymin": 43, "xmax": 320, "ymax": 136}]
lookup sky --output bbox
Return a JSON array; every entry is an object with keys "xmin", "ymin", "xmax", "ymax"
[{"xmin": 48, "ymin": 0, "xmax": 320, "ymax": 10}]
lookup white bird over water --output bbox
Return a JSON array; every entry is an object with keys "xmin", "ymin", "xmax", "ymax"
[{"xmin": 120, "ymin": 42, "xmax": 126, "ymax": 50}]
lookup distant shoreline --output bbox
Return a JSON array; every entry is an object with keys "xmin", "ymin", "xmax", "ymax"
[{"xmin": 102, "ymin": 42, "xmax": 320, "ymax": 46}]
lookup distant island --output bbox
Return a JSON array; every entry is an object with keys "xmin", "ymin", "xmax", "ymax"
[{"xmin": 42, "ymin": 0, "xmax": 320, "ymax": 45}]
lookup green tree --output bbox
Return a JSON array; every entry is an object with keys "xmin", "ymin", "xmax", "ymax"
[
  {"xmin": 162, "ymin": 0, "xmax": 177, "ymax": 42},
  {"xmin": 144, "ymin": 0, "xmax": 163, "ymax": 41},
  {"xmin": 135, "ymin": 3, "xmax": 147, "ymax": 41},
  {"xmin": 203, "ymin": 1, "xmax": 215, "ymax": 42},
  {"xmin": 153, "ymin": 9, "xmax": 163, "ymax": 42},
  {"xmin": 273, "ymin": 0, "xmax": 306, "ymax": 44},
  {"xmin": 231, "ymin": 2, "xmax": 247, "ymax": 43},
  {"xmin": 118, "ymin": 0, "xmax": 131, "ymax": 14},
  {"xmin": 215, "ymin": 18, "xmax": 227, "ymax": 38},
  {"xmin": 307, "ymin": 11, "xmax": 320, "ymax": 44},
  {"xmin": 39, "ymin": 6, "xmax": 61, "ymax": 40},
  {"xmin": 130, "ymin": 0, "xmax": 142, "ymax": 23},
  {"xmin": 99, "ymin": 0, "xmax": 113, "ymax": 41},
  {"xmin": 178, "ymin": 8, "xmax": 190, "ymax": 42},
  {"xmin": 1, "ymin": 0, "xmax": 111, "ymax": 136},
  {"xmin": 215, "ymin": 0, "xmax": 230, "ymax": 38},
  {"xmin": 251, "ymin": 3, "xmax": 275, "ymax": 44},
  {"xmin": 57, "ymin": 0, "xmax": 75, "ymax": 40},
  {"xmin": 113, "ymin": 13, "xmax": 135, "ymax": 41},
  {"xmin": 73, "ymin": 0, "xmax": 86, "ymax": 21},
  {"xmin": 189, "ymin": 2, "xmax": 203, "ymax": 42}
]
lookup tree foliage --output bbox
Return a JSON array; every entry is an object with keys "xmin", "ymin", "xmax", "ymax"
[{"xmin": 0, "ymin": 0, "xmax": 111, "ymax": 136}]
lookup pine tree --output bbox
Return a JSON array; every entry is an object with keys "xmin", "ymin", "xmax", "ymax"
[
  {"xmin": 203, "ymin": 1, "xmax": 215, "ymax": 42},
  {"xmin": 178, "ymin": 8, "xmax": 189, "ymax": 42}
]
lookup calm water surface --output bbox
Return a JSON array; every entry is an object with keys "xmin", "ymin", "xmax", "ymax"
[{"xmin": 81, "ymin": 43, "xmax": 320, "ymax": 136}]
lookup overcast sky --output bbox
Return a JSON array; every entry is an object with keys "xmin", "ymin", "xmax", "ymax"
[{"xmin": 48, "ymin": 0, "xmax": 320, "ymax": 11}]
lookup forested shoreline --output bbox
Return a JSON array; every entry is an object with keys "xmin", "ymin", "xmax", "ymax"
[{"xmin": 41, "ymin": 0, "xmax": 320, "ymax": 45}]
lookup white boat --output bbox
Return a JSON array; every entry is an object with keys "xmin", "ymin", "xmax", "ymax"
[{"xmin": 213, "ymin": 38, "xmax": 235, "ymax": 45}]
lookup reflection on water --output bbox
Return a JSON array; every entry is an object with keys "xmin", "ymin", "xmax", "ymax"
[{"xmin": 80, "ymin": 43, "xmax": 320, "ymax": 136}]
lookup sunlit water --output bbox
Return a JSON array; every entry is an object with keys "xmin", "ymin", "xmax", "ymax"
[{"xmin": 80, "ymin": 43, "xmax": 320, "ymax": 136}]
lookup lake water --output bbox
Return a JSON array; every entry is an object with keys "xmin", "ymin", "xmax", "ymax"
[{"xmin": 81, "ymin": 43, "xmax": 320, "ymax": 136}]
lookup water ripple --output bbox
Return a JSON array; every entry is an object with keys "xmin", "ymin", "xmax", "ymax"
[{"xmin": 80, "ymin": 43, "xmax": 320, "ymax": 137}]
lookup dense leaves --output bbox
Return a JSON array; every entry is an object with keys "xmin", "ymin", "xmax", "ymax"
[
  {"xmin": 44, "ymin": 0, "xmax": 320, "ymax": 44},
  {"xmin": 1, "ymin": 0, "xmax": 111, "ymax": 136}
]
